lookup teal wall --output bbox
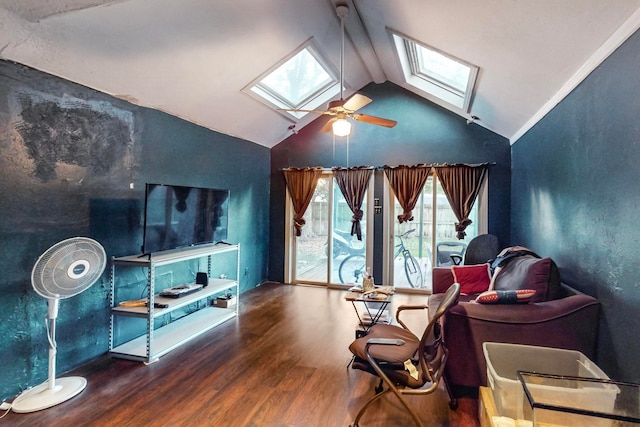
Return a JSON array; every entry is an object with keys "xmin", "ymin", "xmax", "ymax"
[
  {"xmin": 0, "ymin": 60, "xmax": 270, "ymax": 401},
  {"xmin": 512, "ymin": 29, "xmax": 640, "ymax": 381},
  {"xmin": 269, "ymin": 82, "xmax": 511, "ymax": 282},
  {"xmin": 9, "ymin": 21, "xmax": 637, "ymax": 401}
]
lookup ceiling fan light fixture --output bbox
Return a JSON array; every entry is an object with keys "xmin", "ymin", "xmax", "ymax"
[{"xmin": 332, "ymin": 117, "xmax": 351, "ymax": 136}]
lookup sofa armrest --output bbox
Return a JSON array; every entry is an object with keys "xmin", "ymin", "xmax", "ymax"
[
  {"xmin": 452, "ymin": 294, "xmax": 599, "ymax": 323},
  {"xmin": 432, "ymin": 267, "xmax": 454, "ymax": 294},
  {"xmin": 443, "ymin": 294, "xmax": 600, "ymax": 392}
]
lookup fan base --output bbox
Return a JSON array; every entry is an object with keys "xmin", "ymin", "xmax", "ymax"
[{"xmin": 12, "ymin": 377, "xmax": 87, "ymax": 413}]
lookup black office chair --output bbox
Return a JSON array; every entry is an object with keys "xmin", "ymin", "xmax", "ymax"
[
  {"xmin": 348, "ymin": 283, "xmax": 461, "ymax": 427},
  {"xmin": 436, "ymin": 241, "xmax": 467, "ymax": 266},
  {"xmin": 450, "ymin": 233, "xmax": 500, "ymax": 266}
]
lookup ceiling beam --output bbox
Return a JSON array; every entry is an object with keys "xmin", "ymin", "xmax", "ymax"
[{"xmin": 328, "ymin": 0, "xmax": 386, "ymax": 84}]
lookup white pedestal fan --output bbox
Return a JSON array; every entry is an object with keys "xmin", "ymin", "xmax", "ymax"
[{"xmin": 12, "ymin": 237, "xmax": 107, "ymax": 413}]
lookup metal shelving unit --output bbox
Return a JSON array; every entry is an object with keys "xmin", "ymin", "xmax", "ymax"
[{"xmin": 109, "ymin": 243, "xmax": 240, "ymax": 363}]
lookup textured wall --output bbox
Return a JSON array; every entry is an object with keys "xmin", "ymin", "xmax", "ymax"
[
  {"xmin": 0, "ymin": 60, "xmax": 270, "ymax": 401},
  {"xmin": 269, "ymin": 82, "xmax": 511, "ymax": 282},
  {"xmin": 512, "ymin": 30, "xmax": 640, "ymax": 381}
]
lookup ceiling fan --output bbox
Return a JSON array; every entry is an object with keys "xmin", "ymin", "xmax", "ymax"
[{"xmin": 282, "ymin": 4, "xmax": 397, "ymax": 136}]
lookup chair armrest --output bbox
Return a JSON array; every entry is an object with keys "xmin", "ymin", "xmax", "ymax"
[
  {"xmin": 366, "ymin": 338, "xmax": 406, "ymax": 347},
  {"xmin": 395, "ymin": 304, "xmax": 428, "ymax": 331},
  {"xmin": 432, "ymin": 267, "xmax": 455, "ymax": 294}
]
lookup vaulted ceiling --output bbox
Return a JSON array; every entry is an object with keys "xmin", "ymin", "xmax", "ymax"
[{"xmin": 2, "ymin": 0, "xmax": 640, "ymax": 148}]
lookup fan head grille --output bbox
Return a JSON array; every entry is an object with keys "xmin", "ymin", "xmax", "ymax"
[{"xmin": 31, "ymin": 237, "xmax": 107, "ymax": 299}]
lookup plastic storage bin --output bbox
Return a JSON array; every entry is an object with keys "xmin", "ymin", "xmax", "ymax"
[{"xmin": 483, "ymin": 342, "xmax": 617, "ymax": 423}]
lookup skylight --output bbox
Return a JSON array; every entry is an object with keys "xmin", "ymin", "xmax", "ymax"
[
  {"xmin": 245, "ymin": 40, "xmax": 340, "ymax": 120},
  {"xmin": 390, "ymin": 30, "xmax": 478, "ymax": 112}
]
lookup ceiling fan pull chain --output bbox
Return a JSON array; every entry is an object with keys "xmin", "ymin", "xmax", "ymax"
[{"xmin": 346, "ymin": 134, "xmax": 350, "ymax": 168}]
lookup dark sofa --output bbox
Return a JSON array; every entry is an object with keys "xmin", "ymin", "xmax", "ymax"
[{"xmin": 428, "ymin": 257, "xmax": 600, "ymax": 403}]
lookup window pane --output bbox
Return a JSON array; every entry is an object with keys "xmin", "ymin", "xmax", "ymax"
[
  {"xmin": 391, "ymin": 31, "xmax": 477, "ymax": 110},
  {"xmin": 391, "ymin": 219, "xmax": 429, "ymax": 289},
  {"xmin": 332, "ymin": 183, "xmax": 366, "ymax": 285},
  {"xmin": 292, "ymin": 176, "xmax": 369, "ymax": 285},
  {"xmin": 391, "ymin": 178, "xmax": 432, "ymax": 290},
  {"xmin": 391, "ymin": 175, "xmax": 479, "ymax": 290},
  {"xmin": 416, "ymin": 45, "xmax": 470, "ymax": 93},
  {"xmin": 434, "ymin": 179, "xmax": 478, "ymax": 267},
  {"xmin": 260, "ymin": 48, "xmax": 333, "ymax": 107},
  {"xmin": 294, "ymin": 177, "xmax": 330, "ymax": 283}
]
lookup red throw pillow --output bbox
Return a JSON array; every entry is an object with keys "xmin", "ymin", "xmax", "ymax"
[
  {"xmin": 475, "ymin": 289, "xmax": 536, "ymax": 304},
  {"xmin": 451, "ymin": 263, "xmax": 491, "ymax": 295}
]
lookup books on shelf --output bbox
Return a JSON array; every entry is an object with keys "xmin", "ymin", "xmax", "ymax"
[
  {"xmin": 159, "ymin": 284, "xmax": 203, "ymax": 298},
  {"xmin": 360, "ymin": 309, "xmax": 390, "ymax": 325}
]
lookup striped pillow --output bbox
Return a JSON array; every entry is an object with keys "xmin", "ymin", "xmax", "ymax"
[{"xmin": 475, "ymin": 289, "xmax": 536, "ymax": 304}]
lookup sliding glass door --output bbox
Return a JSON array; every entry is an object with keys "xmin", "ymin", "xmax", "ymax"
[
  {"xmin": 289, "ymin": 173, "xmax": 370, "ymax": 286},
  {"xmin": 384, "ymin": 173, "xmax": 485, "ymax": 292},
  {"xmin": 285, "ymin": 170, "xmax": 485, "ymax": 291}
]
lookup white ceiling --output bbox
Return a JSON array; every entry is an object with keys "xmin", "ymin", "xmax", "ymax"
[{"xmin": 2, "ymin": 0, "xmax": 640, "ymax": 148}]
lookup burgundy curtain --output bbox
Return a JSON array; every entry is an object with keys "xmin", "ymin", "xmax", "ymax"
[
  {"xmin": 283, "ymin": 167, "xmax": 323, "ymax": 236},
  {"xmin": 435, "ymin": 164, "xmax": 488, "ymax": 239},
  {"xmin": 333, "ymin": 167, "xmax": 373, "ymax": 240},
  {"xmin": 384, "ymin": 164, "xmax": 431, "ymax": 223}
]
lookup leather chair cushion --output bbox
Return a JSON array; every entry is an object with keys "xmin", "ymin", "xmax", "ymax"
[{"xmin": 349, "ymin": 323, "xmax": 419, "ymax": 364}]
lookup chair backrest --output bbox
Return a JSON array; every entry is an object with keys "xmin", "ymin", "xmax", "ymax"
[
  {"xmin": 463, "ymin": 234, "xmax": 500, "ymax": 265},
  {"xmin": 436, "ymin": 241, "xmax": 467, "ymax": 266},
  {"xmin": 419, "ymin": 283, "xmax": 460, "ymax": 382}
]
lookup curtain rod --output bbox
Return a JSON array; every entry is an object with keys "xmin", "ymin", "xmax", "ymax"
[
  {"xmin": 374, "ymin": 162, "xmax": 497, "ymax": 171},
  {"xmin": 280, "ymin": 162, "xmax": 496, "ymax": 172},
  {"xmin": 279, "ymin": 166, "xmax": 375, "ymax": 172}
]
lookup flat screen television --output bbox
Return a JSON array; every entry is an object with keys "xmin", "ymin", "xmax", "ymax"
[{"xmin": 142, "ymin": 183, "xmax": 229, "ymax": 254}]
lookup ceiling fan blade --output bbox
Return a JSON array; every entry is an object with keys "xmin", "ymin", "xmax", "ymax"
[
  {"xmin": 319, "ymin": 117, "xmax": 337, "ymax": 133},
  {"xmin": 352, "ymin": 114, "xmax": 398, "ymax": 128},
  {"xmin": 343, "ymin": 93, "xmax": 372, "ymax": 112}
]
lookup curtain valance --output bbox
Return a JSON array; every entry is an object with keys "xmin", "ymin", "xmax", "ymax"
[{"xmin": 283, "ymin": 163, "xmax": 491, "ymax": 239}]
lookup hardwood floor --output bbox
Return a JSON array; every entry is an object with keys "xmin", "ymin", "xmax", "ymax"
[{"xmin": 2, "ymin": 282, "xmax": 480, "ymax": 427}]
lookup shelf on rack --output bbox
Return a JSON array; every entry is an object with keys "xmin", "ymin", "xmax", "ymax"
[
  {"xmin": 112, "ymin": 278, "xmax": 236, "ymax": 318},
  {"xmin": 110, "ymin": 307, "xmax": 236, "ymax": 362},
  {"xmin": 109, "ymin": 242, "xmax": 240, "ymax": 363},
  {"xmin": 112, "ymin": 243, "xmax": 238, "ymax": 267}
]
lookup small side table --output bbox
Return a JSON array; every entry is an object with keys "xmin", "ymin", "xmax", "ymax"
[{"xmin": 345, "ymin": 288, "xmax": 393, "ymax": 338}]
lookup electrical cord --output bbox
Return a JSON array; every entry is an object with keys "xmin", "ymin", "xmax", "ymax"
[
  {"xmin": 45, "ymin": 313, "xmax": 56, "ymax": 352},
  {"xmin": 0, "ymin": 367, "xmax": 42, "ymax": 419},
  {"xmin": 0, "ymin": 314, "xmax": 57, "ymax": 418},
  {"xmin": 0, "ymin": 402, "xmax": 11, "ymax": 418}
]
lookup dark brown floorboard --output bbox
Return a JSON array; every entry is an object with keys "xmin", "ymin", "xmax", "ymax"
[{"xmin": 2, "ymin": 282, "xmax": 479, "ymax": 426}]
